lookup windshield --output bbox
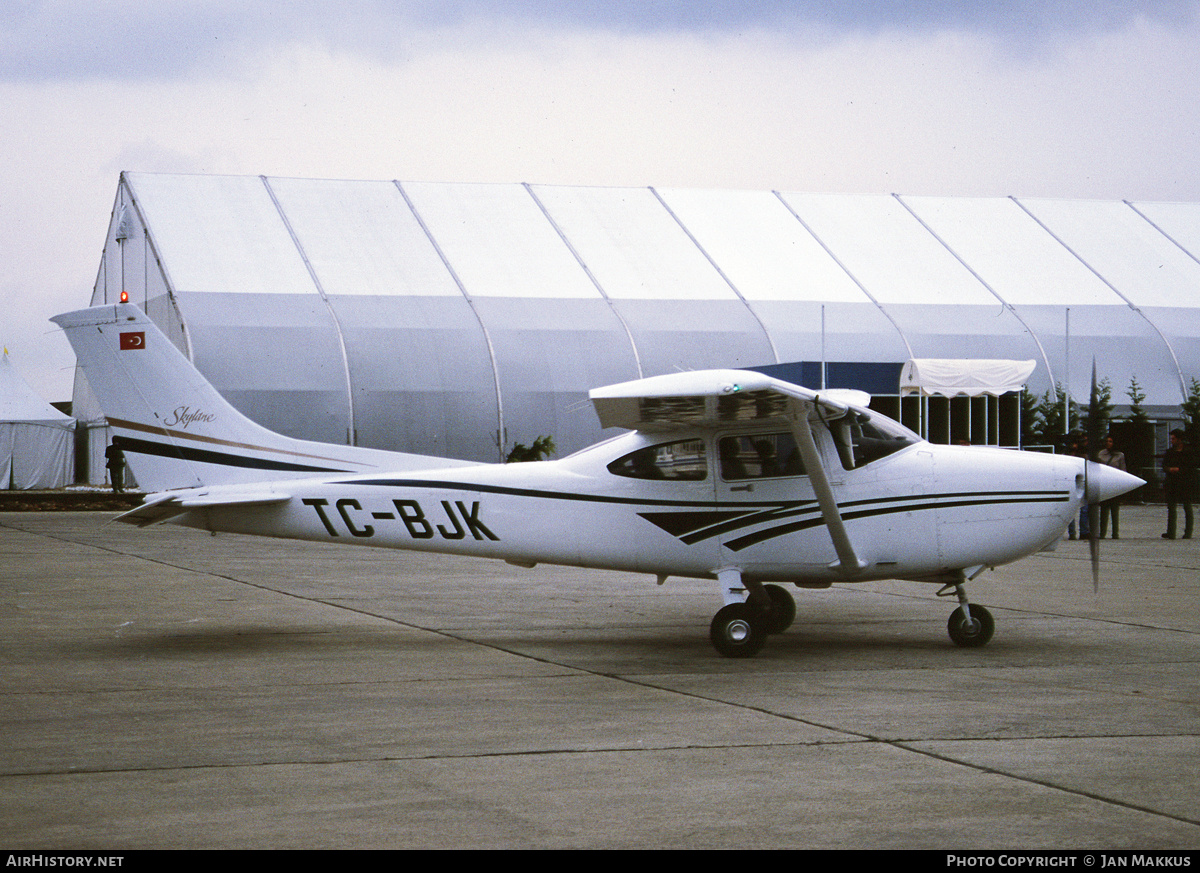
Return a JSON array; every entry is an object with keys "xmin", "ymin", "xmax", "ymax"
[{"xmin": 826, "ymin": 408, "xmax": 919, "ymax": 470}]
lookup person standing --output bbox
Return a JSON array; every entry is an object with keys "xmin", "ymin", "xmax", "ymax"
[
  {"xmin": 1161, "ymin": 429, "xmax": 1195, "ymax": 540},
  {"xmin": 104, "ymin": 441, "xmax": 125, "ymax": 494},
  {"xmin": 1098, "ymin": 435, "xmax": 1127, "ymax": 539},
  {"xmin": 1067, "ymin": 432, "xmax": 1090, "ymax": 540}
]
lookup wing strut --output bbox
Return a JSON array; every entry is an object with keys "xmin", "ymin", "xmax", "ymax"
[{"xmin": 791, "ymin": 406, "xmax": 866, "ymax": 577}]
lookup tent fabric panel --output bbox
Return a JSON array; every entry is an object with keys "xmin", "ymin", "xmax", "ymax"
[
  {"xmin": 612, "ymin": 299, "xmax": 777, "ymax": 376},
  {"xmin": 779, "ymin": 192, "xmax": 1001, "ymax": 307},
  {"xmin": 1128, "ymin": 201, "xmax": 1200, "ymax": 260},
  {"xmin": 883, "ymin": 302, "xmax": 1033, "ymax": 340},
  {"xmin": 1, "ymin": 422, "xmax": 74, "ymax": 489},
  {"xmin": 472, "ymin": 297, "xmax": 643, "ymax": 455},
  {"xmin": 95, "ymin": 178, "xmax": 156, "ymax": 307},
  {"xmin": 0, "ymin": 354, "xmax": 75, "ymax": 423},
  {"xmin": 266, "ymin": 177, "xmax": 463, "ymax": 298},
  {"xmin": 532, "ymin": 185, "xmax": 737, "ymax": 301},
  {"xmin": 80, "ymin": 423, "xmax": 121, "ymax": 490},
  {"xmin": 749, "ymin": 300, "xmax": 911, "ymax": 365},
  {"xmin": 5, "ymin": 428, "xmax": 72, "ymax": 488},
  {"xmin": 402, "ymin": 182, "xmax": 600, "ymax": 300},
  {"xmin": 1137, "ymin": 306, "xmax": 1200, "ymax": 400},
  {"xmin": 125, "ymin": 173, "xmax": 317, "ymax": 296},
  {"xmin": 0, "ymin": 352, "xmax": 75, "ymax": 489},
  {"xmin": 899, "ymin": 196, "xmax": 1124, "ymax": 307},
  {"xmin": 655, "ymin": 187, "xmax": 870, "ymax": 303},
  {"xmin": 877, "ymin": 303, "xmax": 1042, "ymax": 368},
  {"xmin": 331, "ymin": 295, "xmax": 499, "ymax": 461},
  {"xmin": 1010, "ymin": 304, "xmax": 1183, "ymax": 401},
  {"xmin": 1017, "ymin": 198, "xmax": 1200, "ymax": 310},
  {"xmin": 175, "ymin": 292, "xmax": 351, "ymax": 445}
]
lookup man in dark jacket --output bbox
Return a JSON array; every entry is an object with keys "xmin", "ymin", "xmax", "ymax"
[
  {"xmin": 1098, "ymin": 435, "xmax": 1127, "ymax": 538},
  {"xmin": 1162, "ymin": 429, "xmax": 1195, "ymax": 539},
  {"xmin": 104, "ymin": 441, "xmax": 125, "ymax": 494}
]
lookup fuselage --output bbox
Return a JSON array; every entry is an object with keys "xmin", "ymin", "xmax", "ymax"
[{"xmin": 178, "ymin": 424, "xmax": 1084, "ymax": 586}]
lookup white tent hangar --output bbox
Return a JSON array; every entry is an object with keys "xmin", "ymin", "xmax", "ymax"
[
  {"xmin": 71, "ymin": 173, "xmax": 1200, "ymax": 481},
  {"xmin": 1, "ymin": 351, "xmax": 75, "ymax": 489}
]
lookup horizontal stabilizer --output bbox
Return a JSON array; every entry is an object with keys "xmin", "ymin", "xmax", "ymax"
[{"xmin": 116, "ymin": 489, "xmax": 291, "ymax": 527}]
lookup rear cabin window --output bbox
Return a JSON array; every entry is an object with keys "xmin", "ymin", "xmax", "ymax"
[
  {"xmin": 718, "ymin": 433, "xmax": 805, "ymax": 481},
  {"xmin": 608, "ymin": 440, "xmax": 708, "ymax": 481}
]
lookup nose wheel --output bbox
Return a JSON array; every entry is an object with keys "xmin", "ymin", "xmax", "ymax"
[{"xmin": 940, "ymin": 579, "xmax": 995, "ymax": 648}]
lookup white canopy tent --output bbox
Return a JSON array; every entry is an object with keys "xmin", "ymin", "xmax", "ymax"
[
  {"xmin": 0, "ymin": 351, "xmax": 74, "ymax": 489},
  {"xmin": 900, "ymin": 359, "xmax": 1037, "ymax": 398},
  {"xmin": 900, "ymin": 359, "xmax": 1038, "ymax": 446}
]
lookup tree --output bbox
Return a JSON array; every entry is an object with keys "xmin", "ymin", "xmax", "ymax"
[
  {"xmin": 1109, "ymin": 375, "xmax": 1155, "ymax": 492},
  {"xmin": 1182, "ymin": 377, "xmax": 1200, "ymax": 446},
  {"xmin": 1126, "ymin": 376, "xmax": 1149, "ymax": 425},
  {"xmin": 1033, "ymin": 383, "xmax": 1078, "ymax": 449},
  {"xmin": 1019, "ymin": 387, "xmax": 1042, "ymax": 448},
  {"xmin": 505, "ymin": 435, "xmax": 557, "ymax": 463},
  {"xmin": 1084, "ymin": 376, "xmax": 1114, "ymax": 443}
]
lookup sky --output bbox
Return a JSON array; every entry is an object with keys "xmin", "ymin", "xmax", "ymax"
[{"xmin": 3, "ymin": 0, "xmax": 1200, "ymax": 402}]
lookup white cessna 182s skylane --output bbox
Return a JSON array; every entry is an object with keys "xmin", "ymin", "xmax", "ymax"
[{"xmin": 55, "ymin": 303, "xmax": 1144, "ymax": 657}]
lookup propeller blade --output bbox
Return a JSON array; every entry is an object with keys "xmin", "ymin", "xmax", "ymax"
[
  {"xmin": 1088, "ymin": 499, "xmax": 1101, "ymax": 591},
  {"xmin": 1086, "ymin": 360, "xmax": 1101, "ymax": 591}
]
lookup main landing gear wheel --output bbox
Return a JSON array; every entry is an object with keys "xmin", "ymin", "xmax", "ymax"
[
  {"xmin": 761, "ymin": 584, "xmax": 796, "ymax": 634},
  {"xmin": 710, "ymin": 603, "xmax": 768, "ymax": 658},
  {"xmin": 947, "ymin": 604, "xmax": 995, "ymax": 648}
]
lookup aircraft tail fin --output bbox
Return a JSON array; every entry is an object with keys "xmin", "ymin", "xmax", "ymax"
[{"xmin": 53, "ymin": 303, "xmax": 465, "ymax": 492}]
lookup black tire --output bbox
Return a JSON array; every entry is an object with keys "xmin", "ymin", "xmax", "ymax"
[
  {"xmin": 710, "ymin": 603, "xmax": 768, "ymax": 658},
  {"xmin": 947, "ymin": 604, "xmax": 995, "ymax": 648},
  {"xmin": 760, "ymin": 584, "xmax": 797, "ymax": 634}
]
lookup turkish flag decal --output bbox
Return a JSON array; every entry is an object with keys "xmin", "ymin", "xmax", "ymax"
[{"xmin": 119, "ymin": 331, "xmax": 145, "ymax": 350}]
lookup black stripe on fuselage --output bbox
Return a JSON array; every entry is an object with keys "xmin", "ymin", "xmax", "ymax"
[
  {"xmin": 336, "ymin": 478, "xmax": 1067, "ymax": 510},
  {"xmin": 639, "ymin": 490, "xmax": 1071, "ymax": 550},
  {"xmin": 722, "ymin": 492, "xmax": 1070, "ymax": 551},
  {"xmin": 114, "ymin": 436, "xmax": 352, "ymax": 474},
  {"xmin": 333, "ymin": 477, "xmax": 1070, "ymax": 549},
  {"xmin": 334, "ymin": 478, "xmax": 729, "ymax": 508}
]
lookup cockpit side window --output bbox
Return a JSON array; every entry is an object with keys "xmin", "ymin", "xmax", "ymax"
[
  {"xmin": 828, "ymin": 410, "xmax": 918, "ymax": 470},
  {"xmin": 608, "ymin": 439, "xmax": 708, "ymax": 481},
  {"xmin": 718, "ymin": 432, "xmax": 805, "ymax": 481}
]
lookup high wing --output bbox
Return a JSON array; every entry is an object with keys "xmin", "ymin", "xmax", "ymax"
[
  {"xmin": 590, "ymin": 369, "xmax": 870, "ymax": 432},
  {"xmin": 590, "ymin": 370, "xmax": 872, "ymax": 576}
]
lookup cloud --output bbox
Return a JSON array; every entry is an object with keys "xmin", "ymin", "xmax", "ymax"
[{"xmin": 3, "ymin": 0, "xmax": 1194, "ymax": 82}]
